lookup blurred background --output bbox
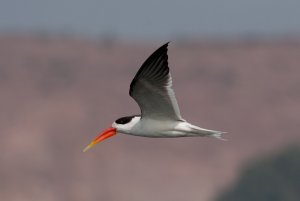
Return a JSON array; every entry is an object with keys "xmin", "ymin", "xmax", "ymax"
[{"xmin": 1, "ymin": 1, "xmax": 300, "ymax": 201}]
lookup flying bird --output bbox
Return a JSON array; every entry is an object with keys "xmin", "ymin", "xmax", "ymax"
[{"xmin": 83, "ymin": 43, "xmax": 224, "ymax": 152}]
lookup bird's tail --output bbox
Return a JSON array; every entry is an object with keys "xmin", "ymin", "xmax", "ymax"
[
  {"xmin": 188, "ymin": 124, "xmax": 227, "ymax": 140},
  {"xmin": 209, "ymin": 131, "xmax": 227, "ymax": 141}
]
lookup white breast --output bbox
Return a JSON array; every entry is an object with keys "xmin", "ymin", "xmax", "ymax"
[{"xmin": 128, "ymin": 118, "xmax": 191, "ymax": 137}]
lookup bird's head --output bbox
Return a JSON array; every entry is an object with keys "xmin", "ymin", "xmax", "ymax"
[{"xmin": 83, "ymin": 115, "xmax": 140, "ymax": 152}]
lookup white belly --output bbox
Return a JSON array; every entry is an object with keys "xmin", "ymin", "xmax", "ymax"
[{"xmin": 129, "ymin": 119, "xmax": 195, "ymax": 137}]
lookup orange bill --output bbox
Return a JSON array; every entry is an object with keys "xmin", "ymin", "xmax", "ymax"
[{"xmin": 83, "ymin": 127, "xmax": 116, "ymax": 152}]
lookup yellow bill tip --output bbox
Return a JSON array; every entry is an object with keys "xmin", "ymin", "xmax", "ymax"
[{"xmin": 82, "ymin": 142, "xmax": 95, "ymax": 153}]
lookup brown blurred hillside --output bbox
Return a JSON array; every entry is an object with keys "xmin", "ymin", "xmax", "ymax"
[{"xmin": 0, "ymin": 35, "xmax": 300, "ymax": 201}]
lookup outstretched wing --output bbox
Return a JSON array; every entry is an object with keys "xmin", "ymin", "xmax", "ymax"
[{"xmin": 129, "ymin": 43, "xmax": 183, "ymax": 121}]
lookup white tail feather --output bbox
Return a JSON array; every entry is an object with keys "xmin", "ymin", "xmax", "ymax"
[
  {"xmin": 187, "ymin": 124, "xmax": 227, "ymax": 140},
  {"xmin": 209, "ymin": 131, "xmax": 227, "ymax": 141}
]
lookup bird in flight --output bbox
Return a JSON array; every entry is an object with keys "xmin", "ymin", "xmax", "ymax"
[{"xmin": 83, "ymin": 43, "xmax": 224, "ymax": 152}]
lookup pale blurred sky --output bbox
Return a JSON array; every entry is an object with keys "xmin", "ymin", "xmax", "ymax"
[{"xmin": 1, "ymin": 0, "xmax": 300, "ymax": 39}]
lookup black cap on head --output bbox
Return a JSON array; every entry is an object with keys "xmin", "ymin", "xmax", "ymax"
[{"xmin": 115, "ymin": 116, "xmax": 137, "ymax": 125}]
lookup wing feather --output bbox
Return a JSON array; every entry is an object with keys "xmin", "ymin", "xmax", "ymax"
[{"xmin": 129, "ymin": 43, "xmax": 183, "ymax": 120}]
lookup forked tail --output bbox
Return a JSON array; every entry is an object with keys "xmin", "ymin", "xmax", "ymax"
[
  {"xmin": 209, "ymin": 131, "xmax": 227, "ymax": 141},
  {"xmin": 188, "ymin": 124, "xmax": 227, "ymax": 140}
]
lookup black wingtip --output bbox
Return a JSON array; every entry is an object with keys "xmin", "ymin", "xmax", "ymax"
[
  {"xmin": 129, "ymin": 42, "xmax": 171, "ymax": 96},
  {"xmin": 162, "ymin": 41, "xmax": 170, "ymax": 48},
  {"xmin": 155, "ymin": 42, "xmax": 170, "ymax": 52}
]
